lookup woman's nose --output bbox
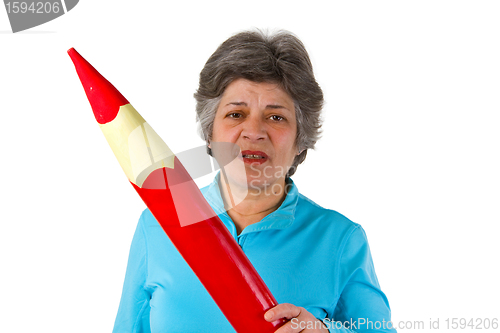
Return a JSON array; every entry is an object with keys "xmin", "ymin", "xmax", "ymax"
[{"xmin": 241, "ymin": 116, "xmax": 266, "ymax": 142}]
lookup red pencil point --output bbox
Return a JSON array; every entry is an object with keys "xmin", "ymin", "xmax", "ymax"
[{"xmin": 68, "ymin": 48, "xmax": 128, "ymax": 124}]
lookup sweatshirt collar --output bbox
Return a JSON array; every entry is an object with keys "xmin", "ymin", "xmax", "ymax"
[{"xmin": 201, "ymin": 172, "xmax": 298, "ymax": 236}]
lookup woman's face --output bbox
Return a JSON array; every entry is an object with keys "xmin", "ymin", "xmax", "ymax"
[{"xmin": 212, "ymin": 78, "xmax": 298, "ymax": 192}]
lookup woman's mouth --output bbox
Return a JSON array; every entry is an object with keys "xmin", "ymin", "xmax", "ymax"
[{"xmin": 241, "ymin": 150, "xmax": 268, "ymax": 164}]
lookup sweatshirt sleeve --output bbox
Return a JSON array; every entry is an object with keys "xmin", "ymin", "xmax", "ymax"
[
  {"xmin": 112, "ymin": 212, "xmax": 152, "ymax": 333},
  {"xmin": 327, "ymin": 226, "xmax": 396, "ymax": 333}
]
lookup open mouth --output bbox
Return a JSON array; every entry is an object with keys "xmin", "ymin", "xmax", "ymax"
[
  {"xmin": 242, "ymin": 154, "xmax": 265, "ymax": 159},
  {"xmin": 241, "ymin": 150, "xmax": 268, "ymax": 164}
]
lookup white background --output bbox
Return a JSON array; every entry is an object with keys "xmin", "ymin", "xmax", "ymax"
[{"xmin": 1, "ymin": 1, "xmax": 499, "ymax": 332}]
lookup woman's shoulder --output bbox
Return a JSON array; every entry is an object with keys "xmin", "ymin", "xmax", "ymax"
[
  {"xmin": 295, "ymin": 192, "xmax": 361, "ymax": 233},
  {"xmin": 138, "ymin": 208, "xmax": 157, "ymax": 225},
  {"xmin": 135, "ymin": 208, "xmax": 165, "ymax": 237}
]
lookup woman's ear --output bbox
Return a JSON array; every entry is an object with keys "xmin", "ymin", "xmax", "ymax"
[{"xmin": 207, "ymin": 141, "xmax": 213, "ymax": 156}]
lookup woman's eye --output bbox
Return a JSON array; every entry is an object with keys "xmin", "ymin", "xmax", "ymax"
[
  {"xmin": 227, "ymin": 112, "xmax": 242, "ymax": 119},
  {"xmin": 270, "ymin": 115, "xmax": 284, "ymax": 121}
]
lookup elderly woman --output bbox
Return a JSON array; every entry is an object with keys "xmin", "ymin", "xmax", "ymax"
[{"xmin": 113, "ymin": 30, "xmax": 396, "ymax": 333}]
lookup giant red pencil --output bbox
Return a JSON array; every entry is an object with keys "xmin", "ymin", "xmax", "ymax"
[{"xmin": 68, "ymin": 48, "xmax": 284, "ymax": 332}]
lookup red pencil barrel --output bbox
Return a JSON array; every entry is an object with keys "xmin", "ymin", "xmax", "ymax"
[
  {"xmin": 68, "ymin": 47, "xmax": 284, "ymax": 331},
  {"xmin": 132, "ymin": 162, "xmax": 284, "ymax": 332}
]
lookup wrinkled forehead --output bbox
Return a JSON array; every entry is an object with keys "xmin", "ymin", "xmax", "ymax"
[{"xmin": 219, "ymin": 79, "xmax": 295, "ymax": 110}]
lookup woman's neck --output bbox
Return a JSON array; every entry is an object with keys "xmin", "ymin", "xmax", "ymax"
[{"xmin": 218, "ymin": 174, "xmax": 287, "ymax": 235}]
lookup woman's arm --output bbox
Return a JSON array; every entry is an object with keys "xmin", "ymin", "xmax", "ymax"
[
  {"xmin": 264, "ymin": 225, "xmax": 395, "ymax": 333},
  {"xmin": 112, "ymin": 212, "xmax": 152, "ymax": 333},
  {"xmin": 330, "ymin": 226, "xmax": 396, "ymax": 333}
]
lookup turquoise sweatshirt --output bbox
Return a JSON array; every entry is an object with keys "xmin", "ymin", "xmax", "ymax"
[{"xmin": 113, "ymin": 175, "xmax": 396, "ymax": 332}]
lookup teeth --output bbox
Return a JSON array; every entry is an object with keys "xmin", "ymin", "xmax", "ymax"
[{"xmin": 243, "ymin": 154, "xmax": 264, "ymax": 159}]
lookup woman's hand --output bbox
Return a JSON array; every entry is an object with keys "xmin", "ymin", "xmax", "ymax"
[{"xmin": 265, "ymin": 303, "xmax": 329, "ymax": 332}]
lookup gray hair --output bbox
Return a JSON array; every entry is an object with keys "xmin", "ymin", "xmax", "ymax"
[{"xmin": 194, "ymin": 29, "xmax": 324, "ymax": 177}]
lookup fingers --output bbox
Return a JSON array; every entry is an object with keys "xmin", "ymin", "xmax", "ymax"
[
  {"xmin": 265, "ymin": 303, "xmax": 302, "ymax": 322},
  {"xmin": 276, "ymin": 316, "xmax": 328, "ymax": 333},
  {"xmin": 265, "ymin": 304, "xmax": 328, "ymax": 332}
]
